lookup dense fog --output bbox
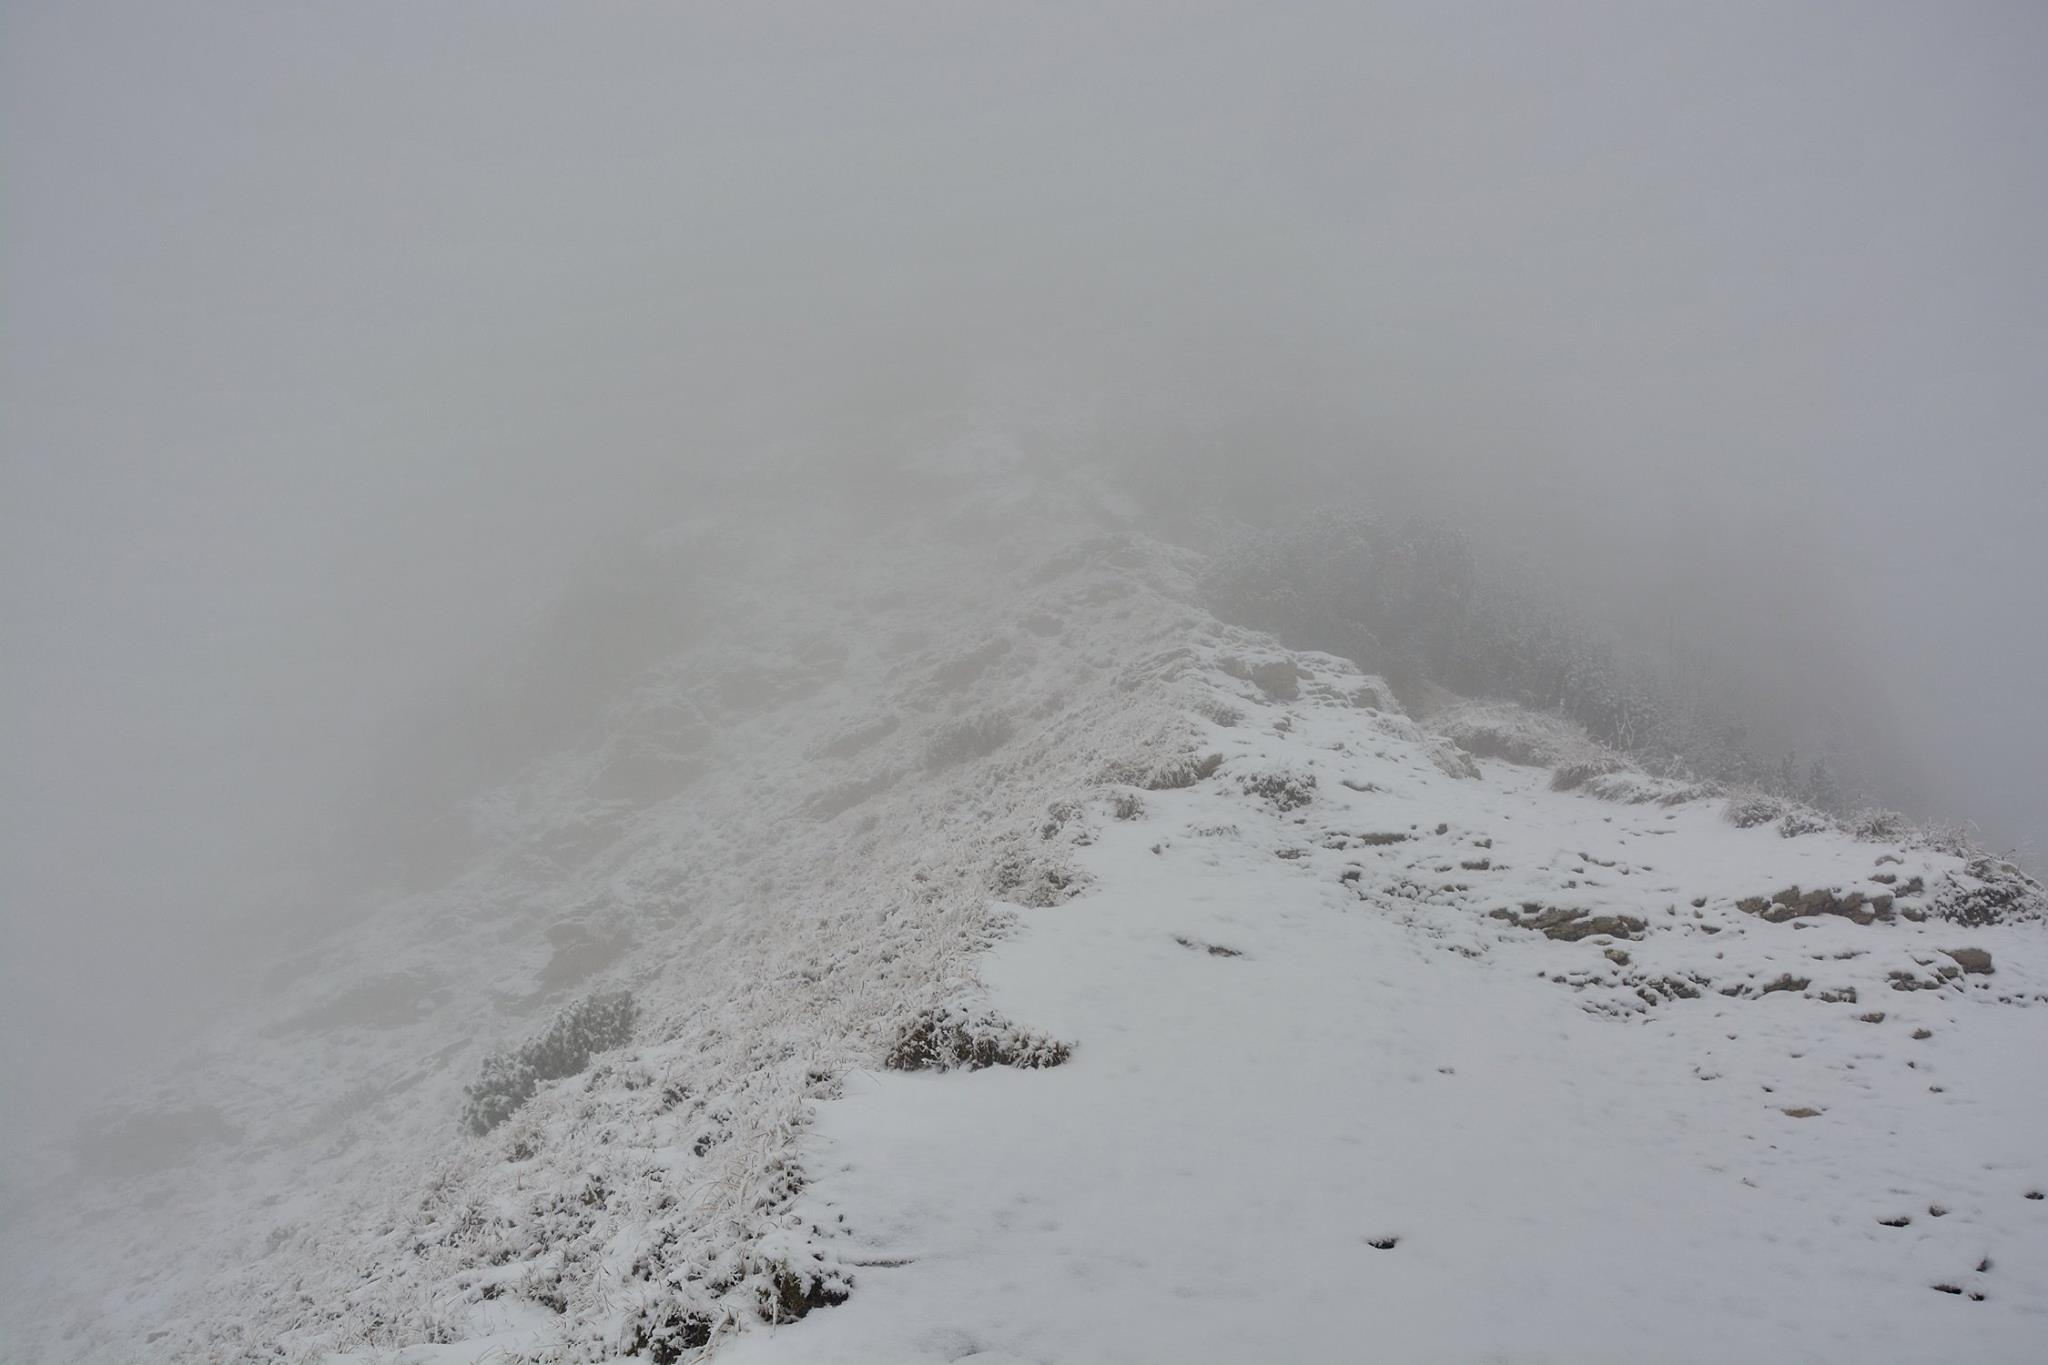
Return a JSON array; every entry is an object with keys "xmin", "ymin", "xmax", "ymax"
[{"xmin": 4, "ymin": 0, "xmax": 2044, "ymax": 1162}]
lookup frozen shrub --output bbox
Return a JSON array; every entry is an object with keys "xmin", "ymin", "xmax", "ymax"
[
  {"xmin": 988, "ymin": 847, "xmax": 1082, "ymax": 906},
  {"xmin": 1777, "ymin": 809, "xmax": 1831, "ymax": 839},
  {"xmin": 1846, "ymin": 807, "xmax": 1913, "ymax": 842},
  {"xmin": 463, "ymin": 991, "xmax": 638, "ymax": 1135},
  {"xmin": 524, "ymin": 991, "xmax": 637, "ymax": 1081},
  {"xmin": 761, "ymin": 1261, "xmax": 852, "ymax": 1324},
  {"xmin": 1239, "ymin": 769, "xmax": 1317, "ymax": 811},
  {"xmin": 1724, "ymin": 791, "xmax": 1785, "ymax": 829},
  {"xmin": 1919, "ymin": 822, "xmax": 1975, "ymax": 858},
  {"xmin": 885, "ymin": 1004, "xmax": 1072, "ymax": 1072},
  {"xmin": 627, "ymin": 1307, "xmax": 714, "ymax": 1364},
  {"xmin": 1931, "ymin": 858, "xmax": 2047, "ymax": 927},
  {"xmin": 1039, "ymin": 799, "xmax": 1084, "ymax": 839},
  {"xmin": 462, "ymin": 1051, "xmax": 538, "ymax": 1137},
  {"xmin": 1144, "ymin": 752, "xmax": 1224, "ymax": 790},
  {"xmin": 1433, "ymin": 703, "xmax": 1580, "ymax": 767}
]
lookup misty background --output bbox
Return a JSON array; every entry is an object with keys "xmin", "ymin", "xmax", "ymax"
[{"xmin": 4, "ymin": 1, "xmax": 2044, "ymax": 1156}]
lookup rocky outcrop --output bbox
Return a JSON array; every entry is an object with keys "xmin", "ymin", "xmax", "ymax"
[
  {"xmin": 1489, "ymin": 904, "xmax": 1647, "ymax": 942},
  {"xmin": 1737, "ymin": 886, "xmax": 1897, "ymax": 925}
]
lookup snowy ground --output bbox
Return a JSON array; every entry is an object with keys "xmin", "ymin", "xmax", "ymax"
[{"xmin": 722, "ymin": 653, "xmax": 2048, "ymax": 1365}]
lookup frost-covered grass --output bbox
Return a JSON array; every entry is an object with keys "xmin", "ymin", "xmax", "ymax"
[
  {"xmin": 0, "ymin": 490, "xmax": 1237, "ymax": 1363},
  {"xmin": 462, "ymin": 991, "xmax": 638, "ymax": 1135}
]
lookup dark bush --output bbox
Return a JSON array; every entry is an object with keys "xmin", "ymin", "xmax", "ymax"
[
  {"xmin": 885, "ymin": 1004, "xmax": 1071, "ymax": 1072},
  {"xmin": 464, "ymin": 991, "xmax": 637, "ymax": 1135}
]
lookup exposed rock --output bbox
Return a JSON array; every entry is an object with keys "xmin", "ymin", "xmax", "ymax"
[
  {"xmin": 1633, "ymin": 973, "xmax": 1706, "ymax": 1005},
  {"xmin": 1489, "ymin": 905, "xmax": 1647, "ymax": 942},
  {"xmin": 1737, "ymin": 886, "xmax": 1889, "ymax": 926},
  {"xmin": 1942, "ymin": 947, "xmax": 1994, "ymax": 975},
  {"xmin": 1175, "ymin": 936, "xmax": 1244, "ymax": 958}
]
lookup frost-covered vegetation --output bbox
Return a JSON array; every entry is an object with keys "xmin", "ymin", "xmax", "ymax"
[{"xmin": 462, "ymin": 991, "xmax": 638, "ymax": 1135}]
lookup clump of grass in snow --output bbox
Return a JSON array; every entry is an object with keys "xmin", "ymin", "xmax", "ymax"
[{"xmin": 884, "ymin": 1004, "xmax": 1072, "ymax": 1072}]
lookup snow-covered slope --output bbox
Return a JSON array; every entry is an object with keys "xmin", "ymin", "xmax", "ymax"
[
  {"xmin": 4, "ymin": 476, "xmax": 2044, "ymax": 1364},
  {"xmin": 722, "ymin": 648, "xmax": 2048, "ymax": 1365}
]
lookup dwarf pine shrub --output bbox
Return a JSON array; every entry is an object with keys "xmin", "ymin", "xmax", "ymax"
[{"xmin": 463, "ymin": 990, "xmax": 637, "ymax": 1135}]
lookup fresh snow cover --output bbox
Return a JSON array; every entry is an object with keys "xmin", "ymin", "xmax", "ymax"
[
  {"xmin": 3, "ymin": 473, "xmax": 2044, "ymax": 1364},
  {"xmin": 724, "ymin": 649, "xmax": 2048, "ymax": 1364}
]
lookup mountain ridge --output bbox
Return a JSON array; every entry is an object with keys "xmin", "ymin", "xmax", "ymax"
[{"xmin": 4, "ymin": 481, "xmax": 2043, "ymax": 1363}]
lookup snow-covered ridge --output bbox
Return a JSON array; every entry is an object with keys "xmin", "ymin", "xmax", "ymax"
[
  {"xmin": 720, "ymin": 638, "xmax": 2048, "ymax": 1364},
  {"xmin": 4, "ymin": 483, "xmax": 2043, "ymax": 1364}
]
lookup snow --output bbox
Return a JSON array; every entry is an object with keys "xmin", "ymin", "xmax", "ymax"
[
  {"xmin": 4, "ymin": 482, "xmax": 2043, "ymax": 1363},
  {"xmin": 722, "ymin": 651, "xmax": 2048, "ymax": 1364}
]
